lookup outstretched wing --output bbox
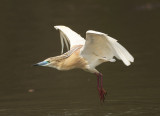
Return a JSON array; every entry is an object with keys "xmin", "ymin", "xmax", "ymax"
[
  {"xmin": 80, "ymin": 30, "xmax": 134, "ymax": 67},
  {"xmin": 54, "ymin": 26, "xmax": 85, "ymax": 54}
]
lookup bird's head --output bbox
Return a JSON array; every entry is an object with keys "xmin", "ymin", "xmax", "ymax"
[{"xmin": 33, "ymin": 57, "xmax": 58, "ymax": 69}]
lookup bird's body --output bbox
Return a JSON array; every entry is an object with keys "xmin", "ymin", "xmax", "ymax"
[{"xmin": 34, "ymin": 25, "xmax": 134, "ymax": 102}]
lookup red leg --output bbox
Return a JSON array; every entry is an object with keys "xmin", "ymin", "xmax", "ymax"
[
  {"xmin": 96, "ymin": 74, "xmax": 101, "ymax": 96},
  {"xmin": 95, "ymin": 73, "xmax": 107, "ymax": 102}
]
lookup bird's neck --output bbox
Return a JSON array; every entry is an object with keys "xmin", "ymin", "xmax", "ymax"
[{"xmin": 49, "ymin": 55, "xmax": 67, "ymax": 69}]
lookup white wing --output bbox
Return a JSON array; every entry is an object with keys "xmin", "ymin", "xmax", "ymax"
[
  {"xmin": 80, "ymin": 30, "xmax": 134, "ymax": 68},
  {"xmin": 54, "ymin": 26, "xmax": 85, "ymax": 54}
]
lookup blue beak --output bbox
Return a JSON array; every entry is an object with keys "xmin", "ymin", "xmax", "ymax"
[{"xmin": 33, "ymin": 61, "xmax": 49, "ymax": 66}]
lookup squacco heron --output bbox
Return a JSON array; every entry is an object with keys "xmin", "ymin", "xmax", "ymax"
[{"xmin": 34, "ymin": 25, "xmax": 134, "ymax": 102}]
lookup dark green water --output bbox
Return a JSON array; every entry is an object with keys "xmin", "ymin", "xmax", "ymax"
[{"xmin": 0, "ymin": 0, "xmax": 160, "ymax": 116}]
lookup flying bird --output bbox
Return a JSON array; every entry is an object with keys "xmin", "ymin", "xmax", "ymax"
[{"xmin": 34, "ymin": 25, "xmax": 134, "ymax": 102}]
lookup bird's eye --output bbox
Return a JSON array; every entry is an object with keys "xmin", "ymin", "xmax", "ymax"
[{"xmin": 47, "ymin": 61, "xmax": 50, "ymax": 63}]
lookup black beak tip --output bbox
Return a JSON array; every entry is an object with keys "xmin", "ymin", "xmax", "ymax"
[{"xmin": 33, "ymin": 64, "xmax": 38, "ymax": 66}]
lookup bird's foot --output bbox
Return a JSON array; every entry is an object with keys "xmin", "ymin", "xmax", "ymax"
[{"xmin": 98, "ymin": 87, "xmax": 107, "ymax": 102}]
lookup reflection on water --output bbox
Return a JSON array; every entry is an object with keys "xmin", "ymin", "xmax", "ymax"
[{"xmin": 0, "ymin": 0, "xmax": 160, "ymax": 116}]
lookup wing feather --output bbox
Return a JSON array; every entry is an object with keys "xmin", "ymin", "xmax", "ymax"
[
  {"xmin": 107, "ymin": 36, "xmax": 134, "ymax": 62},
  {"xmin": 54, "ymin": 26, "xmax": 85, "ymax": 53},
  {"xmin": 60, "ymin": 31, "xmax": 70, "ymax": 54},
  {"xmin": 80, "ymin": 30, "xmax": 134, "ymax": 68},
  {"xmin": 60, "ymin": 31, "xmax": 64, "ymax": 54}
]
